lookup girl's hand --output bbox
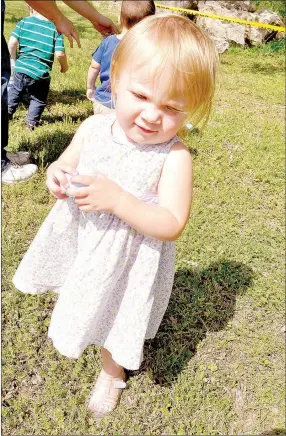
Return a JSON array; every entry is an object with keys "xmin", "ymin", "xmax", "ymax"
[
  {"xmin": 46, "ymin": 161, "xmax": 78, "ymax": 199},
  {"xmin": 68, "ymin": 173, "xmax": 123, "ymax": 213}
]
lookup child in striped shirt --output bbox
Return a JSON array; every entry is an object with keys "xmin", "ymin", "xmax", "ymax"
[{"xmin": 7, "ymin": 6, "xmax": 68, "ymax": 130}]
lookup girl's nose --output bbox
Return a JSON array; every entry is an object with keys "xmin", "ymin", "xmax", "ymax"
[{"xmin": 141, "ymin": 105, "xmax": 161, "ymax": 124}]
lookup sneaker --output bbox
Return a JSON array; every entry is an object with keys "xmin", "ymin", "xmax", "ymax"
[
  {"xmin": 6, "ymin": 151, "xmax": 31, "ymax": 165},
  {"xmin": 26, "ymin": 123, "xmax": 35, "ymax": 131},
  {"xmin": 2, "ymin": 162, "xmax": 38, "ymax": 185}
]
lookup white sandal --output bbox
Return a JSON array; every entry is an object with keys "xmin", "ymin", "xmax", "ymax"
[{"xmin": 87, "ymin": 369, "xmax": 126, "ymax": 418}]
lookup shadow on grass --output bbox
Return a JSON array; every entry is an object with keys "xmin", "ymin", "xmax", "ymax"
[
  {"xmin": 13, "ymin": 89, "xmax": 86, "ymax": 107},
  {"xmin": 134, "ymin": 259, "xmax": 254, "ymax": 385},
  {"xmin": 41, "ymin": 111, "xmax": 92, "ymax": 125},
  {"xmin": 47, "ymin": 89, "xmax": 86, "ymax": 105},
  {"xmin": 17, "ymin": 130, "xmax": 75, "ymax": 166},
  {"xmin": 11, "ymin": 108, "xmax": 90, "ymax": 128},
  {"xmin": 259, "ymin": 430, "xmax": 286, "ymax": 436},
  {"xmin": 10, "ymin": 90, "xmax": 91, "ymax": 125},
  {"xmin": 4, "ymin": 15, "xmax": 19, "ymax": 23},
  {"xmin": 249, "ymin": 61, "xmax": 285, "ymax": 75}
]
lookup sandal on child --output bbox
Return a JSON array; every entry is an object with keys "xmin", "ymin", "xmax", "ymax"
[{"xmin": 87, "ymin": 369, "xmax": 126, "ymax": 419}]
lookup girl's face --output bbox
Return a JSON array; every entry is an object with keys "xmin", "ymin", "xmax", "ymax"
[{"xmin": 114, "ymin": 64, "xmax": 189, "ymax": 145}]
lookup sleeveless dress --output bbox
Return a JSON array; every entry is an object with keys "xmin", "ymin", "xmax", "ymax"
[{"xmin": 13, "ymin": 114, "xmax": 178, "ymax": 370}]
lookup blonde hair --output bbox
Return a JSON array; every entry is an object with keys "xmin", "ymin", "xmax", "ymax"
[
  {"xmin": 120, "ymin": 0, "xmax": 156, "ymax": 30},
  {"xmin": 111, "ymin": 14, "xmax": 219, "ymax": 126}
]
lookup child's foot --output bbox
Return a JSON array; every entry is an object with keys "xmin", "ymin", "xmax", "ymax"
[
  {"xmin": 26, "ymin": 122, "xmax": 35, "ymax": 131},
  {"xmin": 87, "ymin": 369, "xmax": 126, "ymax": 419}
]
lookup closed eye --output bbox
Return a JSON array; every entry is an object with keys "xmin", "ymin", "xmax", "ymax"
[
  {"xmin": 166, "ymin": 106, "xmax": 182, "ymax": 113},
  {"xmin": 132, "ymin": 92, "xmax": 147, "ymax": 100}
]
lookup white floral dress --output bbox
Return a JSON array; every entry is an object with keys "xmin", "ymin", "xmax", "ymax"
[{"xmin": 13, "ymin": 114, "xmax": 178, "ymax": 370}]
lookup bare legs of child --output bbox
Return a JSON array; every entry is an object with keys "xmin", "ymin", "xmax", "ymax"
[{"xmin": 88, "ymin": 348, "xmax": 126, "ymax": 418}]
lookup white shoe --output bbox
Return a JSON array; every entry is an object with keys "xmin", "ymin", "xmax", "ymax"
[{"xmin": 2, "ymin": 162, "xmax": 38, "ymax": 185}]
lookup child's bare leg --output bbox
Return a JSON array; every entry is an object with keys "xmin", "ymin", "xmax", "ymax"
[
  {"xmin": 88, "ymin": 347, "xmax": 126, "ymax": 418},
  {"xmin": 101, "ymin": 348, "xmax": 124, "ymax": 377}
]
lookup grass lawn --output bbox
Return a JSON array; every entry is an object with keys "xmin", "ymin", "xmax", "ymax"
[{"xmin": 2, "ymin": 1, "xmax": 285, "ymax": 435}]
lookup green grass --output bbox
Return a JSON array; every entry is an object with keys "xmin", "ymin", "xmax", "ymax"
[
  {"xmin": 2, "ymin": 1, "xmax": 285, "ymax": 435},
  {"xmin": 252, "ymin": 0, "xmax": 285, "ymax": 16}
]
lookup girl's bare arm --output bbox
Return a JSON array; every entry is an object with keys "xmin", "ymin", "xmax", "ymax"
[{"xmin": 114, "ymin": 142, "xmax": 193, "ymax": 241}]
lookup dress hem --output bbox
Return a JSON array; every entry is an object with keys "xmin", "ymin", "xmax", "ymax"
[
  {"xmin": 48, "ymin": 334, "xmax": 156, "ymax": 371},
  {"xmin": 14, "ymin": 279, "xmax": 157, "ymax": 370},
  {"xmin": 12, "ymin": 277, "xmax": 61, "ymax": 295}
]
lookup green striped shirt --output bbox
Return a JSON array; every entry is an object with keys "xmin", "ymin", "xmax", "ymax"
[{"xmin": 11, "ymin": 16, "xmax": 65, "ymax": 80}]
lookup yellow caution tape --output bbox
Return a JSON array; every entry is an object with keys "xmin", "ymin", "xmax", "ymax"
[{"xmin": 155, "ymin": 3, "xmax": 286, "ymax": 32}]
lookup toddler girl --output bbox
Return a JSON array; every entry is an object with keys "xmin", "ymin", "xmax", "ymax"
[{"xmin": 13, "ymin": 14, "xmax": 218, "ymax": 418}]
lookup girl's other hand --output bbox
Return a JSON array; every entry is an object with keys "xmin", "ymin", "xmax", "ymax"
[
  {"xmin": 46, "ymin": 161, "xmax": 78, "ymax": 199},
  {"xmin": 68, "ymin": 173, "xmax": 123, "ymax": 213}
]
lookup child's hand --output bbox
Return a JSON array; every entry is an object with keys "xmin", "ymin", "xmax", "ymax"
[
  {"xmin": 60, "ymin": 64, "xmax": 68, "ymax": 73},
  {"xmin": 46, "ymin": 161, "xmax": 78, "ymax": 199},
  {"xmin": 68, "ymin": 173, "xmax": 123, "ymax": 213},
  {"xmin": 86, "ymin": 88, "xmax": 95, "ymax": 101}
]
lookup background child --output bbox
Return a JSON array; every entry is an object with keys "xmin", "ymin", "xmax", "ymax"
[
  {"xmin": 86, "ymin": 0, "xmax": 155, "ymax": 115},
  {"xmin": 7, "ymin": 6, "xmax": 68, "ymax": 130},
  {"xmin": 13, "ymin": 15, "xmax": 218, "ymax": 419}
]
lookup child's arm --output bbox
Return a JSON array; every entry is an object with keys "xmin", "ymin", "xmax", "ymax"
[
  {"xmin": 55, "ymin": 50, "xmax": 68, "ymax": 73},
  {"xmin": 114, "ymin": 143, "xmax": 193, "ymax": 241},
  {"xmin": 71, "ymin": 142, "xmax": 193, "ymax": 241},
  {"xmin": 8, "ymin": 36, "xmax": 19, "ymax": 61},
  {"xmin": 86, "ymin": 59, "xmax": 100, "ymax": 100}
]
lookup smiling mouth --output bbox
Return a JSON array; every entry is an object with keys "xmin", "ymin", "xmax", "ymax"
[{"xmin": 136, "ymin": 124, "xmax": 156, "ymax": 134}]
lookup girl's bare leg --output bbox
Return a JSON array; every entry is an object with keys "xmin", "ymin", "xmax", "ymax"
[
  {"xmin": 88, "ymin": 347, "xmax": 126, "ymax": 418},
  {"xmin": 101, "ymin": 348, "xmax": 124, "ymax": 377}
]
